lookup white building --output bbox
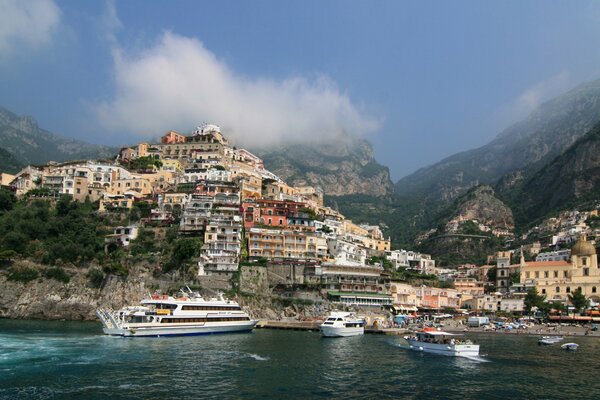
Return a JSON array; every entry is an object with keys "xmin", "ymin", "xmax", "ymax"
[
  {"xmin": 386, "ymin": 249, "xmax": 436, "ymax": 274},
  {"xmin": 536, "ymin": 249, "xmax": 571, "ymax": 262},
  {"xmin": 327, "ymin": 238, "xmax": 367, "ymax": 266}
]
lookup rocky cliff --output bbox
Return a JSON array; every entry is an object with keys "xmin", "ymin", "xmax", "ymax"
[
  {"xmin": 0, "ymin": 263, "xmax": 151, "ymax": 320},
  {"xmin": 447, "ymin": 185, "xmax": 514, "ymax": 232},
  {"xmin": 0, "ymin": 263, "xmax": 334, "ymax": 322},
  {"xmin": 256, "ymin": 135, "xmax": 394, "ymax": 197},
  {"xmin": 416, "ymin": 185, "xmax": 513, "ymax": 265}
]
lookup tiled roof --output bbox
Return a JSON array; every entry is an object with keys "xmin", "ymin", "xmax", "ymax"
[{"xmin": 524, "ymin": 261, "xmax": 571, "ymax": 267}]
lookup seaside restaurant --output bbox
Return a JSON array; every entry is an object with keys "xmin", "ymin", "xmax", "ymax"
[{"xmin": 327, "ymin": 291, "xmax": 393, "ymax": 307}]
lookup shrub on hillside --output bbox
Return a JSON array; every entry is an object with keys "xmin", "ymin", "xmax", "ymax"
[
  {"xmin": 7, "ymin": 267, "xmax": 39, "ymax": 283},
  {"xmin": 87, "ymin": 268, "xmax": 105, "ymax": 288},
  {"xmin": 44, "ymin": 267, "xmax": 70, "ymax": 283}
]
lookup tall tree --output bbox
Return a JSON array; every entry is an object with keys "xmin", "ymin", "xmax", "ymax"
[
  {"xmin": 524, "ymin": 288, "xmax": 546, "ymax": 314},
  {"xmin": 568, "ymin": 288, "xmax": 588, "ymax": 314}
]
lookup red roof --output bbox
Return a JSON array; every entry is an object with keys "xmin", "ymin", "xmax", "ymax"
[{"xmin": 524, "ymin": 261, "xmax": 571, "ymax": 267}]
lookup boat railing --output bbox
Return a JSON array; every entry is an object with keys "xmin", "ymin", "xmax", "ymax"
[{"xmin": 96, "ymin": 308, "xmax": 123, "ymax": 330}]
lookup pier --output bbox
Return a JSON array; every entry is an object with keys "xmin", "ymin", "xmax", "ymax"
[{"xmin": 256, "ymin": 320, "xmax": 408, "ymax": 335}]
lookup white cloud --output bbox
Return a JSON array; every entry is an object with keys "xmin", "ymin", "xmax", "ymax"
[
  {"xmin": 514, "ymin": 71, "xmax": 571, "ymax": 115},
  {"xmin": 0, "ymin": 0, "xmax": 61, "ymax": 57},
  {"xmin": 93, "ymin": 32, "xmax": 379, "ymax": 146}
]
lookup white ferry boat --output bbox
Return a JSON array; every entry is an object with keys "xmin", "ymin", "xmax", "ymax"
[
  {"xmin": 406, "ymin": 329, "xmax": 480, "ymax": 357},
  {"xmin": 96, "ymin": 288, "xmax": 258, "ymax": 337},
  {"xmin": 320, "ymin": 311, "xmax": 365, "ymax": 337}
]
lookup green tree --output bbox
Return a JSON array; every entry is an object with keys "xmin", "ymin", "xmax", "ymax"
[
  {"xmin": 486, "ymin": 267, "xmax": 497, "ymax": 282},
  {"xmin": 367, "ymin": 255, "xmax": 393, "ymax": 271},
  {"xmin": 524, "ymin": 288, "xmax": 546, "ymax": 314},
  {"xmin": 163, "ymin": 237, "xmax": 202, "ymax": 272},
  {"xmin": 0, "ymin": 187, "xmax": 16, "ymax": 213},
  {"xmin": 568, "ymin": 288, "xmax": 588, "ymax": 314},
  {"xmin": 510, "ymin": 272, "xmax": 520, "ymax": 284}
]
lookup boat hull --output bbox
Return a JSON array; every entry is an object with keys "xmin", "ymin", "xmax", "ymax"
[
  {"xmin": 102, "ymin": 320, "xmax": 259, "ymax": 337},
  {"xmin": 320, "ymin": 325, "xmax": 364, "ymax": 337},
  {"xmin": 407, "ymin": 339, "xmax": 479, "ymax": 357}
]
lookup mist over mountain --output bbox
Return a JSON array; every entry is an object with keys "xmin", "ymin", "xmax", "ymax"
[
  {"xmin": 255, "ymin": 135, "xmax": 394, "ymax": 197},
  {"xmin": 395, "ymin": 79, "xmax": 600, "ymax": 202},
  {"xmin": 502, "ymin": 120, "xmax": 600, "ymax": 226}
]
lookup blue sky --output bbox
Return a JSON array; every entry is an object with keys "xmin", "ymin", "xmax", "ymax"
[{"xmin": 2, "ymin": 1, "xmax": 600, "ymax": 180}]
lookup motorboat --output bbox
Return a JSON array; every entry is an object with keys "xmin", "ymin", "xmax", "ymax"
[
  {"xmin": 405, "ymin": 328, "xmax": 480, "ymax": 356},
  {"xmin": 538, "ymin": 336, "xmax": 564, "ymax": 345},
  {"xmin": 96, "ymin": 288, "xmax": 258, "ymax": 337},
  {"xmin": 561, "ymin": 343, "xmax": 579, "ymax": 351},
  {"xmin": 320, "ymin": 311, "xmax": 365, "ymax": 337}
]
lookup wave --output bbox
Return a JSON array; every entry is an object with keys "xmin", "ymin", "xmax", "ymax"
[{"xmin": 246, "ymin": 353, "xmax": 269, "ymax": 361}]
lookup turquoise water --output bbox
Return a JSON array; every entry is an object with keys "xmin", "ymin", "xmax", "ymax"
[{"xmin": 1, "ymin": 320, "xmax": 599, "ymax": 399}]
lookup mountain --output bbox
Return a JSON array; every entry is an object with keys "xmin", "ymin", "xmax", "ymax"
[
  {"xmin": 395, "ymin": 79, "xmax": 600, "ymax": 202},
  {"xmin": 256, "ymin": 135, "xmax": 394, "ymax": 197},
  {"xmin": 0, "ymin": 148, "xmax": 23, "ymax": 174},
  {"xmin": 0, "ymin": 106, "xmax": 116, "ymax": 168},
  {"xmin": 417, "ymin": 185, "xmax": 513, "ymax": 265},
  {"xmin": 502, "ymin": 120, "xmax": 600, "ymax": 226}
]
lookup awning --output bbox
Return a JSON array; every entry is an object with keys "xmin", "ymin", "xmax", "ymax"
[{"xmin": 393, "ymin": 305, "xmax": 418, "ymax": 312}]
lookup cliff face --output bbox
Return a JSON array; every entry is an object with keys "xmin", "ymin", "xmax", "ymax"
[
  {"xmin": 0, "ymin": 263, "xmax": 150, "ymax": 321},
  {"xmin": 417, "ymin": 185, "xmax": 513, "ymax": 265},
  {"xmin": 256, "ymin": 135, "xmax": 394, "ymax": 197},
  {"xmin": 448, "ymin": 185, "xmax": 514, "ymax": 232}
]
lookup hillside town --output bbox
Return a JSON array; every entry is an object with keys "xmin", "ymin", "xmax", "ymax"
[{"xmin": 1, "ymin": 124, "xmax": 599, "ymax": 321}]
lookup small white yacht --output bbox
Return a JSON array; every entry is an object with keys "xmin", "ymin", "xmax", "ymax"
[
  {"xmin": 406, "ymin": 329, "xmax": 480, "ymax": 357},
  {"xmin": 320, "ymin": 312, "xmax": 365, "ymax": 337},
  {"xmin": 538, "ymin": 336, "xmax": 564, "ymax": 345},
  {"xmin": 561, "ymin": 342, "xmax": 579, "ymax": 351},
  {"xmin": 96, "ymin": 288, "xmax": 258, "ymax": 337}
]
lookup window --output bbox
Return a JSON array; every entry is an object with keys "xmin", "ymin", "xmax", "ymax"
[
  {"xmin": 554, "ymin": 271, "xmax": 559, "ymax": 278},
  {"xmin": 593, "ymin": 287, "xmax": 597, "ymax": 293},
  {"xmin": 556, "ymin": 287, "xmax": 560, "ymax": 293},
  {"xmin": 541, "ymin": 289, "xmax": 546, "ymax": 294},
  {"xmin": 566, "ymin": 287, "xmax": 570, "ymax": 293},
  {"xmin": 544, "ymin": 271, "xmax": 549, "ymax": 278},
  {"xmin": 584, "ymin": 268, "xmax": 589, "ymax": 276},
  {"xmin": 535, "ymin": 272, "xmax": 539, "ymax": 278}
]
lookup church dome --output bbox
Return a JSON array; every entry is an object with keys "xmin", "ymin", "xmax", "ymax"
[{"xmin": 571, "ymin": 236, "xmax": 596, "ymax": 256}]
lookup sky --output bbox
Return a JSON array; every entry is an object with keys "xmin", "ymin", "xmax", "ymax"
[{"xmin": 2, "ymin": 0, "xmax": 600, "ymax": 181}]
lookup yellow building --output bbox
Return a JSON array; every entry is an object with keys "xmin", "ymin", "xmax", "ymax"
[
  {"xmin": 247, "ymin": 228, "xmax": 318, "ymax": 259},
  {"xmin": 0, "ymin": 173, "xmax": 16, "ymax": 187},
  {"xmin": 521, "ymin": 236, "xmax": 599, "ymax": 303},
  {"xmin": 109, "ymin": 176, "xmax": 152, "ymax": 196},
  {"xmin": 160, "ymin": 159, "xmax": 182, "ymax": 172}
]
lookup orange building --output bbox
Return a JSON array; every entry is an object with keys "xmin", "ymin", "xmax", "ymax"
[{"xmin": 161, "ymin": 130, "xmax": 187, "ymax": 144}]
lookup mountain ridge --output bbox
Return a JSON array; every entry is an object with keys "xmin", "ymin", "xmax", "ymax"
[
  {"xmin": 0, "ymin": 106, "xmax": 117, "ymax": 168},
  {"xmin": 395, "ymin": 79, "xmax": 600, "ymax": 201}
]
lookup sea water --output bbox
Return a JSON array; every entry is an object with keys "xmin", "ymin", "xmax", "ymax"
[{"xmin": 1, "ymin": 319, "xmax": 599, "ymax": 399}]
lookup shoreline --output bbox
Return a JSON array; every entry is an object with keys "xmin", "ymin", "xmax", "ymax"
[{"xmin": 442, "ymin": 325, "xmax": 600, "ymax": 338}]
